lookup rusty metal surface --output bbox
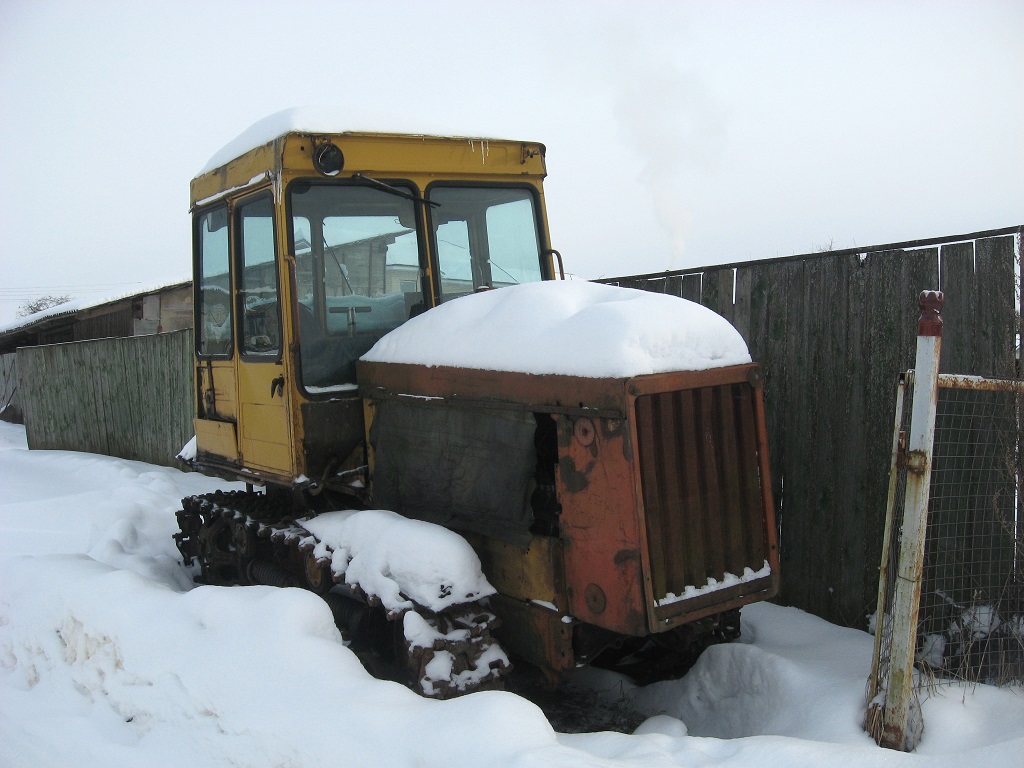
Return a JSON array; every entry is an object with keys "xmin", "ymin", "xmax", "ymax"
[
  {"xmin": 361, "ymin": 358, "xmax": 780, "ymax": 652},
  {"xmin": 936, "ymin": 373, "xmax": 1024, "ymax": 393},
  {"xmin": 358, "ymin": 360, "xmax": 628, "ymax": 416},
  {"xmin": 626, "ymin": 364, "xmax": 766, "ymax": 396},
  {"xmin": 555, "ymin": 411, "xmax": 648, "ymax": 636},
  {"xmin": 488, "ymin": 593, "xmax": 574, "ymax": 677},
  {"xmin": 358, "ymin": 360, "xmax": 765, "ymax": 418},
  {"xmin": 651, "ymin": 575, "xmax": 777, "ymax": 629},
  {"xmin": 917, "ymin": 290, "xmax": 944, "ymax": 337}
]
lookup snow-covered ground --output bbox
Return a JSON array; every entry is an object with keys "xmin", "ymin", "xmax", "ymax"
[{"xmin": 1, "ymin": 421, "xmax": 1022, "ymax": 767}]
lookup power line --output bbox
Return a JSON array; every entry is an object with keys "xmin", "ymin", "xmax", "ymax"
[{"xmin": 0, "ymin": 281, "xmax": 143, "ymax": 293}]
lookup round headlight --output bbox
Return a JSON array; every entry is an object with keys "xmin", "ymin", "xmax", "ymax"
[{"xmin": 312, "ymin": 142, "xmax": 344, "ymax": 176}]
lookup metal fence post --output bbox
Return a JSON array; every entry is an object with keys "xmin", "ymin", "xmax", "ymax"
[{"xmin": 877, "ymin": 290, "xmax": 944, "ymax": 751}]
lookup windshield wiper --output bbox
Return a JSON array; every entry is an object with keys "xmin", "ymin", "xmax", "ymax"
[
  {"xmin": 489, "ymin": 259, "xmax": 519, "ymax": 285},
  {"xmin": 352, "ymin": 173, "xmax": 440, "ymax": 208}
]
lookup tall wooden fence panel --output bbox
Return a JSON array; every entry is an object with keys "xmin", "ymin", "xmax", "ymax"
[
  {"xmin": 601, "ymin": 229, "xmax": 1020, "ymax": 626},
  {"xmin": 18, "ymin": 330, "xmax": 194, "ymax": 468}
]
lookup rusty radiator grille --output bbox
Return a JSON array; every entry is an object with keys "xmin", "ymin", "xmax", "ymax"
[{"xmin": 635, "ymin": 383, "xmax": 768, "ymax": 603}]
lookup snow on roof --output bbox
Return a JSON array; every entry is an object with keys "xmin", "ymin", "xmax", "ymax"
[
  {"xmin": 199, "ymin": 106, "xmax": 519, "ymax": 176},
  {"xmin": 0, "ymin": 278, "xmax": 191, "ymax": 336},
  {"xmin": 361, "ymin": 281, "xmax": 751, "ymax": 378}
]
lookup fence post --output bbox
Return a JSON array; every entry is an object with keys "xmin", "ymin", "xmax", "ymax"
[{"xmin": 877, "ymin": 290, "xmax": 944, "ymax": 751}]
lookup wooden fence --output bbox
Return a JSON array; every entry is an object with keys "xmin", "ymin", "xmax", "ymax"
[
  {"xmin": 1, "ymin": 353, "xmax": 19, "ymax": 422},
  {"xmin": 601, "ymin": 227, "xmax": 1020, "ymax": 627},
  {"xmin": 17, "ymin": 330, "xmax": 194, "ymax": 468}
]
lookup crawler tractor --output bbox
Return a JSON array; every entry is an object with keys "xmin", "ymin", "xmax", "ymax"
[{"xmin": 175, "ymin": 116, "xmax": 780, "ymax": 697}]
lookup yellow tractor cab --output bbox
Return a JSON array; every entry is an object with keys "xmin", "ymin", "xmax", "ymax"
[{"xmin": 189, "ymin": 116, "xmax": 558, "ymax": 496}]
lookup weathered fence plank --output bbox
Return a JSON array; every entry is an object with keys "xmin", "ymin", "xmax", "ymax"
[
  {"xmin": 680, "ymin": 273, "xmax": 702, "ymax": 303},
  {"xmin": 939, "ymin": 241, "xmax": 978, "ymax": 375},
  {"xmin": 732, "ymin": 268, "xmax": 752, "ymax": 341},
  {"xmin": 841, "ymin": 254, "xmax": 871, "ymax": 623},
  {"xmin": 18, "ymin": 330, "xmax": 194, "ymax": 468},
  {"xmin": 973, "ymin": 236, "xmax": 1017, "ymax": 379},
  {"xmin": 738, "ymin": 258, "xmax": 795, "ymax": 538},
  {"xmin": 1, "ymin": 353, "xmax": 20, "ymax": 422},
  {"xmin": 699, "ymin": 267, "xmax": 734, "ymax": 321},
  {"xmin": 779, "ymin": 255, "xmax": 867, "ymax": 622}
]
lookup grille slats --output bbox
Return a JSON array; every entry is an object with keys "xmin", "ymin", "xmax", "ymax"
[
  {"xmin": 676, "ymin": 390, "xmax": 706, "ymax": 588},
  {"xmin": 717, "ymin": 385, "xmax": 746, "ymax": 574},
  {"xmin": 697, "ymin": 388, "xmax": 726, "ymax": 578},
  {"xmin": 636, "ymin": 382, "xmax": 768, "ymax": 604}
]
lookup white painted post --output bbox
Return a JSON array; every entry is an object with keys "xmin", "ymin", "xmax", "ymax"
[{"xmin": 877, "ymin": 290, "xmax": 944, "ymax": 751}]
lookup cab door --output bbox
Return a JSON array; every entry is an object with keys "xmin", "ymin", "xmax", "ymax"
[
  {"xmin": 232, "ymin": 193, "xmax": 294, "ymax": 479},
  {"xmin": 194, "ymin": 204, "xmax": 240, "ymax": 465}
]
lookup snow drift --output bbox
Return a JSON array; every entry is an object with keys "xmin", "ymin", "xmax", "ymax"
[{"xmin": 2, "ymin": 423, "xmax": 1023, "ymax": 767}]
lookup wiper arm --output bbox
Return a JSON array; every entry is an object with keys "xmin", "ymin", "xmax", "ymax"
[
  {"xmin": 352, "ymin": 173, "xmax": 440, "ymax": 208},
  {"xmin": 489, "ymin": 259, "xmax": 519, "ymax": 285}
]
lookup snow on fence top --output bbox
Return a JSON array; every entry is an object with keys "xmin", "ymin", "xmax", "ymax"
[
  {"xmin": 362, "ymin": 281, "xmax": 751, "ymax": 379},
  {"xmin": 199, "ymin": 106, "xmax": 515, "ymax": 175}
]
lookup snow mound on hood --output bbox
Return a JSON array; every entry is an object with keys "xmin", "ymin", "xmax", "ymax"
[{"xmin": 362, "ymin": 281, "xmax": 751, "ymax": 378}]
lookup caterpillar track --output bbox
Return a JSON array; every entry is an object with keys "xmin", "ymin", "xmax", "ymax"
[{"xmin": 174, "ymin": 490, "xmax": 511, "ymax": 698}]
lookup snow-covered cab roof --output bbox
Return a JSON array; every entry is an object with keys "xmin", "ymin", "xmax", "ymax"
[{"xmin": 191, "ymin": 107, "xmax": 547, "ymax": 209}]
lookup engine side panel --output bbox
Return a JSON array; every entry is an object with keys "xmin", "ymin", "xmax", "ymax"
[
  {"xmin": 368, "ymin": 398, "xmax": 537, "ymax": 546},
  {"xmin": 556, "ymin": 413, "xmax": 648, "ymax": 636}
]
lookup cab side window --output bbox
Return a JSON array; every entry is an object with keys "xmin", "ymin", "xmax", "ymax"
[
  {"xmin": 237, "ymin": 195, "xmax": 280, "ymax": 356},
  {"xmin": 196, "ymin": 205, "xmax": 232, "ymax": 356}
]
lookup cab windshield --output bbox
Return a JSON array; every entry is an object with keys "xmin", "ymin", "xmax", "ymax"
[
  {"xmin": 290, "ymin": 182, "xmax": 422, "ymax": 390},
  {"xmin": 430, "ymin": 186, "xmax": 544, "ymax": 302},
  {"xmin": 289, "ymin": 182, "xmax": 546, "ymax": 390}
]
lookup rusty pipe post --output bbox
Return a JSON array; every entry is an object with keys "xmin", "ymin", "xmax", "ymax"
[{"xmin": 878, "ymin": 290, "xmax": 944, "ymax": 751}]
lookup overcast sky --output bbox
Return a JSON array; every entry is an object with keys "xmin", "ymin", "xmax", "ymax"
[{"xmin": 1, "ymin": 0, "xmax": 1021, "ymax": 326}]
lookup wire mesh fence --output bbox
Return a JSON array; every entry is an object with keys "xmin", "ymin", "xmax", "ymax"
[
  {"xmin": 868, "ymin": 372, "xmax": 1024, "ymax": 747},
  {"xmin": 919, "ymin": 381, "xmax": 1023, "ymax": 685}
]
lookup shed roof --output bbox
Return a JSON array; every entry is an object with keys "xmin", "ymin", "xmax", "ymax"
[{"xmin": 0, "ymin": 279, "xmax": 191, "ymax": 346}]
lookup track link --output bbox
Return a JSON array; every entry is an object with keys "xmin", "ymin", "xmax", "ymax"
[{"xmin": 175, "ymin": 490, "xmax": 511, "ymax": 698}]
